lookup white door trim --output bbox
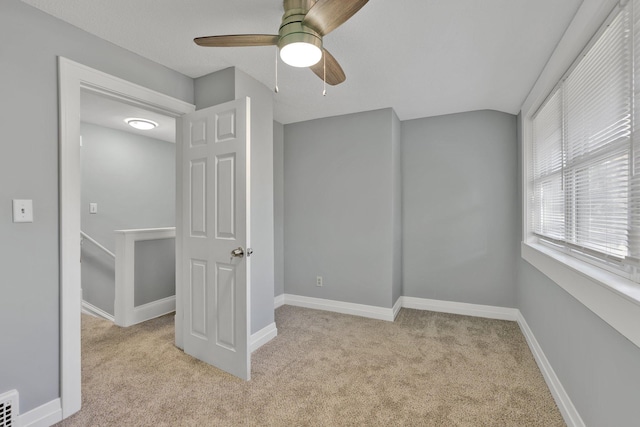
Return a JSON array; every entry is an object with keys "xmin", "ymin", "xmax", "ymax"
[{"xmin": 58, "ymin": 57, "xmax": 195, "ymax": 419}]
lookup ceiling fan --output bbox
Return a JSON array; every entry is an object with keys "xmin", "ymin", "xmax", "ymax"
[{"xmin": 194, "ymin": 0, "xmax": 369, "ymax": 86}]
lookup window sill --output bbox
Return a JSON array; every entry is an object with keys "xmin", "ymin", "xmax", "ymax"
[{"xmin": 521, "ymin": 242, "xmax": 640, "ymax": 349}]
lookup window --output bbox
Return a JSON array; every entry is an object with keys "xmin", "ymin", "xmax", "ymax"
[
  {"xmin": 530, "ymin": 0, "xmax": 640, "ymax": 280},
  {"xmin": 524, "ymin": 0, "xmax": 640, "ymax": 351}
]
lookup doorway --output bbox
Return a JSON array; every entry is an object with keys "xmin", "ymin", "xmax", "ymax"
[
  {"xmin": 79, "ymin": 90, "xmax": 177, "ymax": 324},
  {"xmin": 58, "ymin": 57, "xmax": 195, "ymax": 418}
]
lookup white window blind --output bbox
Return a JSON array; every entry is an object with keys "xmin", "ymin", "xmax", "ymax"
[
  {"xmin": 532, "ymin": 89, "xmax": 564, "ymax": 241},
  {"xmin": 564, "ymin": 4, "xmax": 632, "ymax": 259},
  {"xmin": 532, "ymin": 0, "xmax": 637, "ymax": 268}
]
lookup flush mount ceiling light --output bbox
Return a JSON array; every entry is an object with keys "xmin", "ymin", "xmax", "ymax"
[{"xmin": 125, "ymin": 118, "xmax": 158, "ymax": 130}]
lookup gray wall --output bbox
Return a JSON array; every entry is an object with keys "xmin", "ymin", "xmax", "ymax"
[
  {"xmin": 274, "ymin": 121, "xmax": 285, "ymax": 297},
  {"xmin": 134, "ymin": 238, "xmax": 176, "ymax": 307},
  {"xmin": 518, "ymin": 261, "xmax": 640, "ymax": 426},
  {"xmin": 401, "ymin": 110, "xmax": 518, "ymax": 307},
  {"xmin": 0, "ymin": 0, "xmax": 193, "ymax": 413},
  {"xmin": 81, "ymin": 241, "xmax": 116, "ymax": 314},
  {"xmin": 81, "ymin": 123, "xmax": 176, "ymax": 314},
  {"xmin": 194, "ymin": 67, "xmax": 235, "ymax": 109},
  {"xmin": 515, "ymin": 115, "xmax": 640, "ymax": 426},
  {"xmin": 284, "ymin": 109, "xmax": 400, "ymax": 308},
  {"xmin": 194, "ymin": 67, "xmax": 275, "ymax": 334}
]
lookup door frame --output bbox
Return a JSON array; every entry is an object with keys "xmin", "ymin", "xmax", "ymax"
[{"xmin": 58, "ymin": 57, "xmax": 195, "ymax": 418}]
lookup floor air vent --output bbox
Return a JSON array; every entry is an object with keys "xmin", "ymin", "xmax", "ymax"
[{"xmin": 0, "ymin": 390, "xmax": 18, "ymax": 427}]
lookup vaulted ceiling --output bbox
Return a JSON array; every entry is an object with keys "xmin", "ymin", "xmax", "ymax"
[{"xmin": 22, "ymin": 0, "xmax": 583, "ymax": 124}]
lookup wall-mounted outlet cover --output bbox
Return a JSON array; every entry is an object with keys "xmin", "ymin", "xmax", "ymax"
[{"xmin": 12, "ymin": 199, "xmax": 33, "ymax": 223}]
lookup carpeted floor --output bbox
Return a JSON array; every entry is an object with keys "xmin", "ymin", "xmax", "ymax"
[{"xmin": 56, "ymin": 306, "xmax": 565, "ymax": 426}]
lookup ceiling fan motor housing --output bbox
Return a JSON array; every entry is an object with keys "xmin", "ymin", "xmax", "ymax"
[{"xmin": 278, "ymin": 0, "xmax": 323, "ymax": 53}]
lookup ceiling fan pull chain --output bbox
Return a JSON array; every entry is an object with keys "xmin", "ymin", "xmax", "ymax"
[
  {"xmin": 322, "ymin": 52, "xmax": 327, "ymax": 96},
  {"xmin": 274, "ymin": 48, "xmax": 279, "ymax": 94}
]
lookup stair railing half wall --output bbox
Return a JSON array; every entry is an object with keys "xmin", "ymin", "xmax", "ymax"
[{"xmin": 114, "ymin": 227, "xmax": 176, "ymax": 327}]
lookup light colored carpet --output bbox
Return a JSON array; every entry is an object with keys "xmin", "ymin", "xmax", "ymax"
[{"xmin": 56, "ymin": 306, "xmax": 564, "ymax": 426}]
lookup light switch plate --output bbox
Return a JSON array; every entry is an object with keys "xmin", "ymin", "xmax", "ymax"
[
  {"xmin": 89, "ymin": 203, "xmax": 98, "ymax": 214},
  {"xmin": 13, "ymin": 199, "xmax": 33, "ymax": 223}
]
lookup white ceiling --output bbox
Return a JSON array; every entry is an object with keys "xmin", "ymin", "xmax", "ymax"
[
  {"xmin": 22, "ymin": 0, "xmax": 583, "ymax": 124},
  {"xmin": 81, "ymin": 91, "xmax": 176, "ymax": 143}
]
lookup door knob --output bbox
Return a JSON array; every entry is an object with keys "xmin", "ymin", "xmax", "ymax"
[{"xmin": 230, "ymin": 247, "xmax": 244, "ymax": 258}]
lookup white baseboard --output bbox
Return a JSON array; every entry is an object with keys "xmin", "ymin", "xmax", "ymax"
[
  {"xmin": 250, "ymin": 322, "xmax": 277, "ymax": 352},
  {"xmin": 516, "ymin": 312, "xmax": 585, "ymax": 427},
  {"xmin": 282, "ymin": 294, "xmax": 396, "ymax": 321},
  {"xmin": 81, "ymin": 300, "xmax": 114, "ymax": 322},
  {"xmin": 392, "ymin": 297, "xmax": 402, "ymax": 320},
  {"xmin": 131, "ymin": 295, "xmax": 176, "ymax": 326},
  {"xmin": 274, "ymin": 294, "xmax": 285, "ymax": 309},
  {"xmin": 400, "ymin": 296, "xmax": 519, "ymax": 321},
  {"xmin": 19, "ymin": 398, "xmax": 62, "ymax": 427},
  {"xmin": 274, "ymin": 294, "xmax": 518, "ymax": 322}
]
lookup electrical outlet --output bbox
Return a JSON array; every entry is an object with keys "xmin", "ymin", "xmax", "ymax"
[{"xmin": 316, "ymin": 276, "xmax": 323, "ymax": 287}]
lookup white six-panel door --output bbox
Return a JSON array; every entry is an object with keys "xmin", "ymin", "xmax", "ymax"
[{"xmin": 179, "ymin": 97, "xmax": 251, "ymax": 380}]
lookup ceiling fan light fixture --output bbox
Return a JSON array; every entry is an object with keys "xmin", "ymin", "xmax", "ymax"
[
  {"xmin": 125, "ymin": 118, "xmax": 158, "ymax": 130},
  {"xmin": 280, "ymin": 41, "xmax": 322, "ymax": 67},
  {"xmin": 193, "ymin": 0, "xmax": 366, "ymax": 84},
  {"xmin": 278, "ymin": 27, "xmax": 323, "ymax": 68}
]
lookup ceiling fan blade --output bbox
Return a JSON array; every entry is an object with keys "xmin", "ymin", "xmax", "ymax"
[
  {"xmin": 303, "ymin": 0, "xmax": 369, "ymax": 36},
  {"xmin": 309, "ymin": 49, "xmax": 346, "ymax": 86},
  {"xmin": 194, "ymin": 34, "xmax": 279, "ymax": 47}
]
